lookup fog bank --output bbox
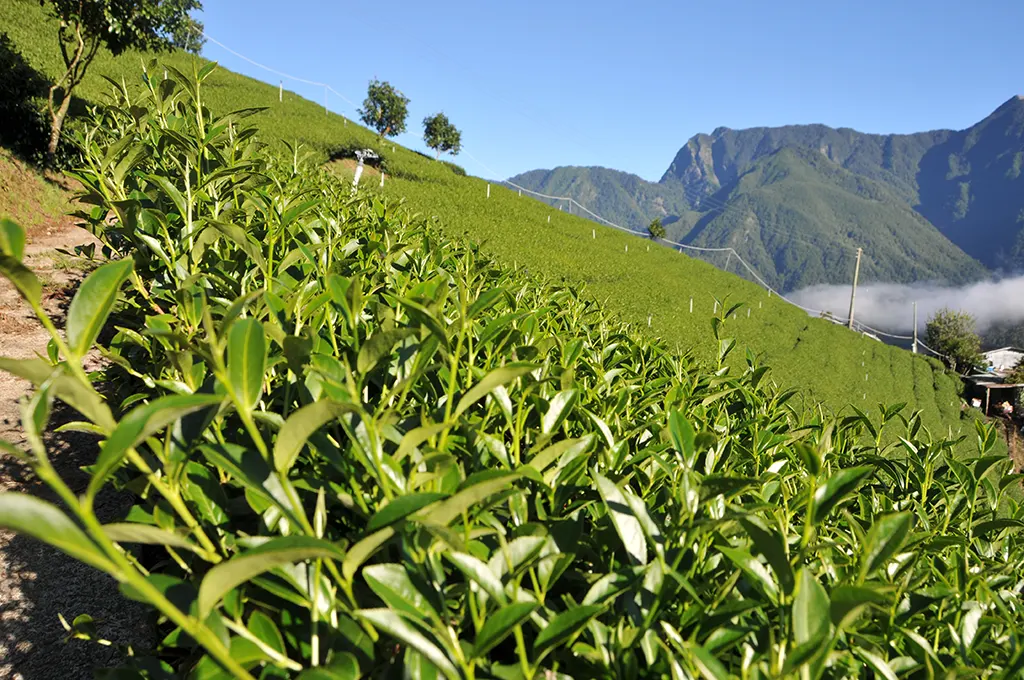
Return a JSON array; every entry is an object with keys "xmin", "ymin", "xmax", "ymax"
[{"xmin": 789, "ymin": 275, "xmax": 1024, "ymax": 334}]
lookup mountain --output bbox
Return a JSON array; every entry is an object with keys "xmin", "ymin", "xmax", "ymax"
[
  {"xmin": 678, "ymin": 147, "xmax": 988, "ymax": 291},
  {"xmin": 510, "ymin": 97, "xmax": 1024, "ymax": 287}
]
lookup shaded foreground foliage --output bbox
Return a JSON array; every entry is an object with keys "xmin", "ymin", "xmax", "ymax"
[{"xmin": 1, "ymin": 68, "xmax": 1024, "ymax": 679}]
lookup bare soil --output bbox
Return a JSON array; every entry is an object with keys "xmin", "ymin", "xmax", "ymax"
[{"xmin": 0, "ymin": 190, "xmax": 152, "ymax": 677}]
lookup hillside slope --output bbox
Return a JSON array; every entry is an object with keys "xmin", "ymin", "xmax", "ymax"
[{"xmin": 0, "ymin": 0, "xmax": 975, "ymax": 439}]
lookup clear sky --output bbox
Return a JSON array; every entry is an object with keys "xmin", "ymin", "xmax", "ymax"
[{"xmin": 197, "ymin": 0, "xmax": 1024, "ymax": 181}]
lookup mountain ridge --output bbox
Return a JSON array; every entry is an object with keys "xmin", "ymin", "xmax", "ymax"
[{"xmin": 510, "ymin": 96, "xmax": 1024, "ymax": 287}]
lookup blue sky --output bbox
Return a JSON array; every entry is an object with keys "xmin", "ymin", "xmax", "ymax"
[{"xmin": 197, "ymin": 0, "xmax": 1024, "ymax": 181}]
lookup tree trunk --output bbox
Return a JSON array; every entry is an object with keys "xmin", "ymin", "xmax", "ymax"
[
  {"xmin": 45, "ymin": 21, "xmax": 90, "ymax": 166},
  {"xmin": 46, "ymin": 85, "xmax": 72, "ymax": 163}
]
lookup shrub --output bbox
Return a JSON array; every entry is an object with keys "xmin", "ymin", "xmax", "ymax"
[
  {"xmin": 442, "ymin": 159, "xmax": 466, "ymax": 176},
  {"xmin": 1, "ymin": 68, "xmax": 1023, "ymax": 679}
]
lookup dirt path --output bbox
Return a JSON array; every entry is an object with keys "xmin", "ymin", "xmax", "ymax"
[{"xmin": 0, "ymin": 215, "xmax": 152, "ymax": 678}]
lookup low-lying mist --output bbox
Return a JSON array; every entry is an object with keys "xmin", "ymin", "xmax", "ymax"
[{"xmin": 789, "ymin": 275, "xmax": 1024, "ymax": 335}]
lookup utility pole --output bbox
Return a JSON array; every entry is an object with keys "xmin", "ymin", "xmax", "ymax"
[
  {"xmin": 847, "ymin": 247, "xmax": 863, "ymax": 330},
  {"xmin": 912, "ymin": 301, "xmax": 918, "ymax": 353}
]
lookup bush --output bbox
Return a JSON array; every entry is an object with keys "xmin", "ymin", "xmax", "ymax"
[
  {"xmin": 1, "ymin": 69, "xmax": 1024, "ymax": 679},
  {"xmin": 442, "ymin": 159, "xmax": 466, "ymax": 176}
]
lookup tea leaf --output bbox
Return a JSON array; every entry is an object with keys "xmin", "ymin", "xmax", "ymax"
[{"xmin": 66, "ymin": 258, "xmax": 133, "ymax": 358}]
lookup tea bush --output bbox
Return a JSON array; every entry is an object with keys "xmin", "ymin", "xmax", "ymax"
[{"xmin": 2, "ymin": 67, "xmax": 1024, "ymax": 679}]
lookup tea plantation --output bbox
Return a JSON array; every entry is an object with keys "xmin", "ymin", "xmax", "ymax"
[
  {"xmin": 0, "ymin": 0, "xmax": 975, "ymax": 444},
  {"xmin": 1, "ymin": 66, "xmax": 1023, "ymax": 679}
]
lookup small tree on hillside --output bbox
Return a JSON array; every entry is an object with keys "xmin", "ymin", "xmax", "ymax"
[
  {"xmin": 359, "ymin": 80, "xmax": 409, "ymax": 140},
  {"xmin": 648, "ymin": 218, "xmax": 666, "ymax": 240},
  {"xmin": 422, "ymin": 113, "xmax": 462, "ymax": 159},
  {"xmin": 40, "ymin": 0, "xmax": 203, "ymax": 165},
  {"xmin": 1007, "ymin": 357, "xmax": 1024, "ymax": 385},
  {"xmin": 925, "ymin": 308, "xmax": 983, "ymax": 374}
]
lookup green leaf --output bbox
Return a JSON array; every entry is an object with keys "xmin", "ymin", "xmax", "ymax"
[
  {"xmin": 685, "ymin": 641, "xmax": 731, "ymax": 680},
  {"xmin": 342, "ymin": 527, "xmax": 395, "ymax": 582},
  {"xmin": 413, "ymin": 470, "xmax": 522, "ymax": 526},
  {"xmin": 273, "ymin": 400, "xmax": 357, "ymax": 474},
  {"xmin": 855, "ymin": 649, "xmax": 899, "ymax": 680},
  {"xmin": 87, "ymin": 393, "xmax": 224, "ymax": 501},
  {"xmin": 812, "ymin": 466, "xmax": 873, "ymax": 524},
  {"xmin": 65, "ymin": 258, "xmax": 133, "ymax": 358},
  {"xmin": 472, "ymin": 602, "xmax": 537, "ymax": 658},
  {"xmin": 793, "ymin": 569, "xmax": 830, "ymax": 645},
  {"xmin": 532, "ymin": 605, "xmax": 603, "ymax": 661},
  {"xmin": 542, "ymin": 389, "xmax": 578, "ymax": 434},
  {"xmin": 595, "ymin": 472, "xmax": 647, "ymax": 566},
  {"xmin": 859, "ymin": 512, "xmax": 914, "ymax": 581},
  {"xmin": 228, "ymin": 318, "xmax": 267, "ymax": 411},
  {"xmin": 719, "ymin": 546, "xmax": 778, "ymax": 603},
  {"xmin": 198, "ymin": 536, "xmax": 346, "ymax": 618},
  {"xmin": 829, "ymin": 584, "xmax": 891, "ymax": 629},
  {"xmin": 739, "ymin": 516, "xmax": 794, "ymax": 595},
  {"xmin": 248, "ymin": 610, "xmax": 285, "ymax": 654},
  {"xmin": 0, "ymin": 494, "xmax": 114, "ymax": 573},
  {"xmin": 528, "ymin": 435, "xmax": 593, "ymax": 474},
  {"xmin": 0, "ymin": 253, "xmax": 41, "ymax": 305},
  {"xmin": 102, "ymin": 522, "xmax": 202, "ymax": 554},
  {"xmin": 453, "ymin": 364, "xmax": 536, "ymax": 419},
  {"xmin": 357, "ymin": 328, "xmax": 415, "ymax": 373},
  {"xmin": 366, "ymin": 493, "xmax": 446, "ymax": 533},
  {"xmin": 444, "ymin": 552, "xmax": 507, "ymax": 604},
  {"xmin": 363, "ymin": 563, "xmax": 438, "ymax": 621},
  {"xmin": 668, "ymin": 410, "xmax": 696, "ymax": 467},
  {"xmin": 355, "ymin": 609, "xmax": 460, "ymax": 680},
  {"xmin": 0, "ymin": 218, "xmax": 26, "ymax": 260}
]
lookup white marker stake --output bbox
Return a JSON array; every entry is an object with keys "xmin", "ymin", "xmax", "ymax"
[
  {"xmin": 380, "ymin": 172, "xmax": 385, "ymax": 188},
  {"xmin": 352, "ymin": 163, "xmax": 364, "ymax": 189},
  {"xmin": 747, "ymin": 308, "xmax": 750, "ymax": 317},
  {"xmin": 592, "ymin": 229, "xmax": 595, "ymax": 239},
  {"xmin": 518, "ymin": 189, "xmax": 521, "ymax": 197},
  {"xmin": 759, "ymin": 301, "xmax": 762, "ymax": 308},
  {"xmin": 344, "ymin": 118, "xmax": 347, "ymax": 126},
  {"xmin": 647, "ymin": 315, "xmax": 652, "ymax": 327},
  {"xmin": 279, "ymin": 81, "xmax": 283, "ymax": 102},
  {"xmin": 487, "ymin": 184, "xmax": 490, "ymax": 198},
  {"xmin": 547, "ymin": 215, "xmax": 550, "ymax": 223},
  {"xmin": 164, "ymin": 69, "xmax": 168, "ymax": 80},
  {"xmin": 689, "ymin": 298, "xmax": 693, "ymax": 313},
  {"xmin": 625, "ymin": 245, "xmax": 628, "ymax": 253}
]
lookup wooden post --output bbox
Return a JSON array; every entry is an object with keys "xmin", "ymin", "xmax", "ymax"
[
  {"xmin": 847, "ymin": 247, "xmax": 863, "ymax": 329},
  {"xmin": 912, "ymin": 302, "xmax": 918, "ymax": 353}
]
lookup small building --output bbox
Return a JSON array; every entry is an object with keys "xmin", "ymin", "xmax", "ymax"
[{"xmin": 964, "ymin": 347, "xmax": 1024, "ymax": 416}]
